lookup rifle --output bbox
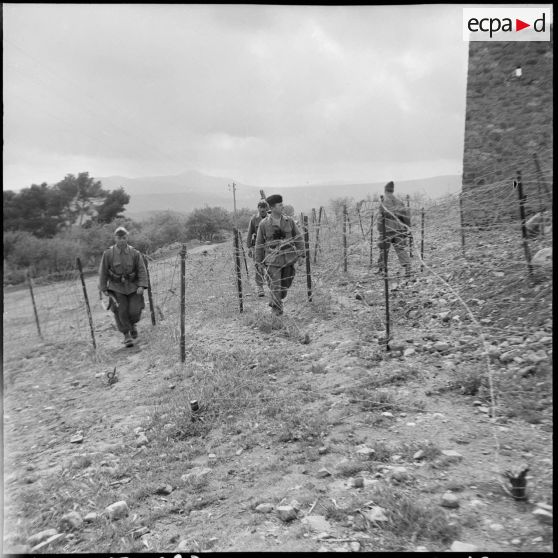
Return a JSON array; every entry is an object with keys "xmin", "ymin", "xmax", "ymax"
[
  {"xmin": 100, "ymin": 290, "xmax": 119, "ymax": 311},
  {"xmin": 260, "ymin": 189, "xmax": 266, "ymax": 200}
]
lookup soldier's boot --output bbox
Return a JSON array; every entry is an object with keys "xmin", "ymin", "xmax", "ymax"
[
  {"xmin": 123, "ymin": 332, "xmax": 134, "ymax": 347},
  {"xmin": 131, "ymin": 327, "xmax": 138, "ymax": 339}
]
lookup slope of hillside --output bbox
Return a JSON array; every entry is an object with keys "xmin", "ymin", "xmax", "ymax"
[{"xmin": 98, "ymin": 171, "xmax": 461, "ymax": 218}]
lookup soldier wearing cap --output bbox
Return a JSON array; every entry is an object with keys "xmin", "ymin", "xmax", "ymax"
[
  {"xmin": 376, "ymin": 181, "xmax": 411, "ymax": 278},
  {"xmin": 98, "ymin": 226, "xmax": 148, "ymax": 347},
  {"xmin": 254, "ymin": 194, "xmax": 305, "ymax": 316},
  {"xmin": 246, "ymin": 200, "xmax": 270, "ymax": 297}
]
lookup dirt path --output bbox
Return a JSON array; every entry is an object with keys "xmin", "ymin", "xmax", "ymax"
[{"xmin": 3, "ymin": 266, "xmax": 553, "ymax": 553}]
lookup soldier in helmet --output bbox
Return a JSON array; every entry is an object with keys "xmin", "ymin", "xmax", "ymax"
[
  {"xmin": 254, "ymin": 194, "xmax": 305, "ymax": 316},
  {"xmin": 246, "ymin": 200, "xmax": 270, "ymax": 297},
  {"xmin": 98, "ymin": 226, "xmax": 148, "ymax": 347},
  {"xmin": 376, "ymin": 181, "xmax": 412, "ymax": 278}
]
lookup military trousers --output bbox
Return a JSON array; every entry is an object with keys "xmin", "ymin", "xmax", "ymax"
[
  {"xmin": 377, "ymin": 233, "xmax": 411, "ymax": 271},
  {"xmin": 109, "ymin": 290, "xmax": 145, "ymax": 334},
  {"xmin": 254, "ymin": 260, "xmax": 265, "ymax": 289},
  {"xmin": 265, "ymin": 264, "xmax": 296, "ymax": 313}
]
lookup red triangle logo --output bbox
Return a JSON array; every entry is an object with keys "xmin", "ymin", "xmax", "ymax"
[{"xmin": 516, "ymin": 19, "xmax": 530, "ymax": 31}]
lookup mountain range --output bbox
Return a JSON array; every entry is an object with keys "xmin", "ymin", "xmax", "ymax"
[{"xmin": 98, "ymin": 169, "xmax": 462, "ymax": 220}]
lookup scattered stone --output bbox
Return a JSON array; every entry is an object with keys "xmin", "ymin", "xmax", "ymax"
[
  {"xmin": 511, "ymin": 539, "xmax": 521, "ymax": 546},
  {"xmin": 433, "ymin": 341, "xmax": 450, "ymax": 352},
  {"xmin": 499, "ymin": 351, "xmax": 516, "ymax": 364},
  {"xmin": 301, "ymin": 515, "xmax": 332, "ymax": 533},
  {"xmin": 350, "ymin": 541, "xmax": 361, "ymax": 552},
  {"xmin": 318, "ymin": 446, "xmax": 328, "ymax": 455},
  {"xmin": 441, "ymin": 450, "xmax": 463, "ymax": 462},
  {"xmin": 155, "ymin": 485, "xmax": 173, "ymax": 495},
  {"xmin": 489, "ymin": 523, "xmax": 504, "ymax": 531},
  {"xmin": 413, "ymin": 450, "xmax": 425, "ymax": 460},
  {"xmin": 136, "ymin": 434, "xmax": 149, "ymax": 447},
  {"xmin": 403, "ymin": 348, "xmax": 416, "ymax": 357},
  {"xmin": 351, "ymin": 477, "xmax": 364, "ymax": 488},
  {"xmin": 235, "ymin": 448, "xmax": 243, "ymax": 456},
  {"xmin": 105, "ymin": 501, "xmax": 129, "ymax": 520},
  {"xmin": 356, "ymin": 447, "xmax": 375, "ymax": 460},
  {"xmin": 390, "ymin": 467, "xmax": 410, "ymax": 482},
  {"xmin": 478, "ymin": 406, "xmax": 490, "ymax": 414},
  {"xmin": 415, "ymin": 546, "xmax": 429, "ymax": 552},
  {"xmin": 276, "ymin": 506, "xmax": 297, "ymax": 522},
  {"xmin": 255, "ymin": 503, "xmax": 274, "ymax": 513},
  {"xmin": 30, "ymin": 534, "xmax": 65, "ymax": 553},
  {"xmin": 441, "ymin": 493, "xmax": 460, "ymax": 509},
  {"xmin": 391, "ymin": 454, "xmax": 402, "ymax": 462},
  {"xmin": 59, "ymin": 511, "xmax": 83, "ymax": 531},
  {"xmin": 316, "ymin": 468, "xmax": 332, "ymax": 478},
  {"xmin": 83, "ymin": 512, "xmax": 97, "ymax": 523},
  {"xmin": 472, "ymin": 400, "xmax": 483, "ymax": 406},
  {"xmin": 134, "ymin": 427, "xmax": 144, "ymax": 435},
  {"xmin": 533, "ymin": 507, "xmax": 553, "ymax": 525},
  {"xmin": 406, "ymin": 422, "xmax": 417, "ymax": 427},
  {"xmin": 70, "ymin": 434, "xmax": 84, "ymax": 444},
  {"xmin": 532, "ymin": 247, "xmax": 552, "ymax": 268},
  {"xmin": 450, "ymin": 541, "xmax": 478, "ymax": 552},
  {"xmin": 27, "ymin": 529, "xmax": 59, "ymax": 547},
  {"xmin": 363, "ymin": 506, "xmax": 389, "ymax": 523},
  {"xmin": 132, "ymin": 527, "xmax": 150, "ymax": 538},
  {"xmin": 175, "ymin": 540, "xmax": 191, "ymax": 552},
  {"xmin": 532, "ymin": 536, "xmax": 543, "ymax": 543},
  {"xmin": 381, "ymin": 411, "xmax": 393, "ymax": 417},
  {"xmin": 181, "ymin": 467, "xmax": 212, "ymax": 482},
  {"xmin": 208, "ymin": 453, "xmax": 218, "ymax": 463}
]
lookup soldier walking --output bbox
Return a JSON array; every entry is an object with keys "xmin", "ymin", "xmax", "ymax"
[
  {"xmin": 246, "ymin": 200, "xmax": 270, "ymax": 297},
  {"xmin": 376, "ymin": 181, "xmax": 412, "ymax": 278},
  {"xmin": 98, "ymin": 226, "xmax": 148, "ymax": 347},
  {"xmin": 255, "ymin": 194, "xmax": 305, "ymax": 316}
]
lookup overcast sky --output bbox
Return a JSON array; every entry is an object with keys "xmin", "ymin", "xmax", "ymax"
[{"xmin": 4, "ymin": 4, "xmax": 471, "ymax": 191}]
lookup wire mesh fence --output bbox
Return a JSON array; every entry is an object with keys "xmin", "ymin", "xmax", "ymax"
[{"xmin": 3, "ymin": 153, "xmax": 552, "ymax": 370}]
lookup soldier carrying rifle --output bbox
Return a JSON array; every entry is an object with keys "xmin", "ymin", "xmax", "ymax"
[{"xmin": 98, "ymin": 226, "xmax": 148, "ymax": 347}]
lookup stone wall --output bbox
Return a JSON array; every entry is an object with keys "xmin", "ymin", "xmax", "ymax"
[{"xmin": 462, "ymin": 29, "xmax": 553, "ymax": 223}]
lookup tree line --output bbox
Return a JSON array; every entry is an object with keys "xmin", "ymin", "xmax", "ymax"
[{"xmin": 3, "ymin": 172, "xmax": 264, "ymax": 284}]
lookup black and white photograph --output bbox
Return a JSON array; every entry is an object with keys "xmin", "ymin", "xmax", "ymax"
[{"xmin": 3, "ymin": 3, "xmax": 553, "ymax": 554}]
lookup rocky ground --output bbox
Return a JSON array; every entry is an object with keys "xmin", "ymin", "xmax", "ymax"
[{"xmin": 2, "ymin": 232, "xmax": 553, "ymax": 554}]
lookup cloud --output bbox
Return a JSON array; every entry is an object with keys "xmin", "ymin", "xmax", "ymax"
[{"xmin": 3, "ymin": 4, "xmax": 468, "ymax": 190}]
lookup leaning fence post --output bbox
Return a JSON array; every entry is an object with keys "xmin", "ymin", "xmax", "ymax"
[
  {"xmin": 311, "ymin": 208, "xmax": 317, "ymax": 225},
  {"xmin": 313, "ymin": 206, "xmax": 323, "ymax": 264},
  {"xmin": 233, "ymin": 227, "xmax": 244, "ymax": 313},
  {"xmin": 27, "ymin": 269, "xmax": 42, "ymax": 339},
  {"xmin": 406, "ymin": 195, "xmax": 413, "ymax": 258},
  {"xmin": 238, "ymin": 230, "xmax": 249, "ymax": 278},
  {"xmin": 303, "ymin": 215, "xmax": 313, "ymax": 302},
  {"xmin": 515, "ymin": 171, "xmax": 533, "ymax": 277},
  {"xmin": 76, "ymin": 258, "xmax": 96, "ymax": 350},
  {"xmin": 343, "ymin": 203, "xmax": 348, "ymax": 273},
  {"xmin": 180, "ymin": 244, "xmax": 186, "ymax": 363},
  {"xmin": 142, "ymin": 254, "xmax": 156, "ymax": 326},
  {"xmin": 369, "ymin": 212, "xmax": 374, "ymax": 268},
  {"xmin": 380, "ymin": 196, "xmax": 390, "ymax": 350},
  {"xmin": 459, "ymin": 193, "xmax": 466, "ymax": 255},
  {"xmin": 420, "ymin": 207, "xmax": 425, "ymax": 272}
]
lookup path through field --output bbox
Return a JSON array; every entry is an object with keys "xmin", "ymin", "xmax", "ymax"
[{"xmin": 3, "ymin": 242, "xmax": 553, "ymax": 553}]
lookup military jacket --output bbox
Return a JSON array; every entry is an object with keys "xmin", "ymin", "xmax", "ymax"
[
  {"xmin": 376, "ymin": 193, "xmax": 411, "ymax": 236},
  {"xmin": 98, "ymin": 244, "xmax": 148, "ymax": 295},
  {"xmin": 254, "ymin": 214, "xmax": 305, "ymax": 268}
]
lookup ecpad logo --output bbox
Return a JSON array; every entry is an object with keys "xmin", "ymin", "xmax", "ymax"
[{"xmin": 463, "ymin": 7, "xmax": 552, "ymax": 42}]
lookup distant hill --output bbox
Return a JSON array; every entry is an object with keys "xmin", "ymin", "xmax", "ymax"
[{"xmin": 97, "ymin": 170, "xmax": 462, "ymax": 220}]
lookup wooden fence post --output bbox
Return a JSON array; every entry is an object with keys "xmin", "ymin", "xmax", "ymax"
[
  {"xmin": 515, "ymin": 172, "xmax": 533, "ymax": 277},
  {"xmin": 303, "ymin": 215, "xmax": 312, "ymax": 302},
  {"xmin": 369, "ymin": 212, "xmax": 374, "ymax": 268},
  {"xmin": 233, "ymin": 228, "xmax": 244, "ymax": 313},
  {"xmin": 27, "ymin": 269, "xmax": 42, "ymax": 339},
  {"xmin": 142, "ymin": 254, "xmax": 156, "ymax": 326},
  {"xmin": 76, "ymin": 258, "xmax": 96, "ymax": 350},
  {"xmin": 343, "ymin": 204, "xmax": 348, "ymax": 273},
  {"xmin": 380, "ymin": 196, "xmax": 390, "ymax": 350},
  {"xmin": 313, "ymin": 206, "xmax": 323, "ymax": 264},
  {"xmin": 420, "ymin": 207, "xmax": 425, "ymax": 272},
  {"xmin": 180, "ymin": 244, "xmax": 186, "ymax": 362}
]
